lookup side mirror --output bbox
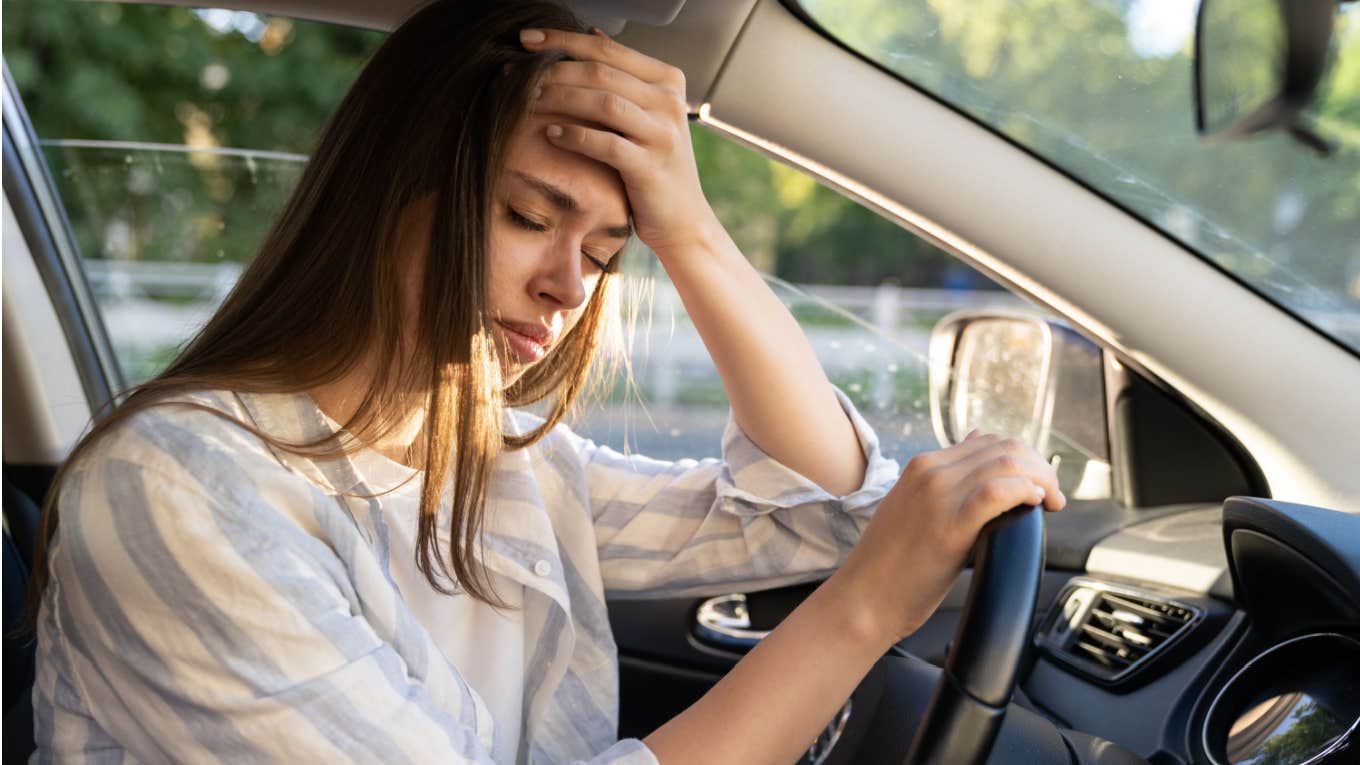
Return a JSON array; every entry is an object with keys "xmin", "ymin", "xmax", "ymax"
[
  {"xmin": 927, "ymin": 312, "xmax": 1110, "ymax": 498},
  {"xmin": 928, "ymin": 312, "xmax": 1268, "ymax": 508},
  {"xmin": 1194, "ymin": 0, "xmax": 1340, "ymax": 153}
]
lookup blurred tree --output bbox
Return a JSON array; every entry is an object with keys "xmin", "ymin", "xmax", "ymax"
[
  {"xmin": 4, "ymin": 1, "xmax": 382, "ymax": 271},
  {"xmin": 801, "ymin": 0, "xmax": 1360, "ymax": 322},
  {"xmin": 4, "ymin": 2, "xmax": 380, "ymax": 152},
  {"xmin": 3, "ymin": 0, "xmax": 989, "ymax": 291}
]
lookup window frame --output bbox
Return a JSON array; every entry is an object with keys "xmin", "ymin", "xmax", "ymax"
[
  {"xmin": 3, "ymin": 63, "xmax": 123, "ymax": 412},
  {"xmin": 783, "ymin": 0, "xmax": 1360, "ymax": 363}
]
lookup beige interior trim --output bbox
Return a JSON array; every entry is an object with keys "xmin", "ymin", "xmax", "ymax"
[
  {"xmin": 703, "ymin": 0, "xmax": 1360, "ymax": 509},
  {"xmin": 618, "ymin": 0, "xmax": 758, "ymax": 110},
  {"xmin": 3, "ymin": 194, "xmax": 92, "ymax": 463}
]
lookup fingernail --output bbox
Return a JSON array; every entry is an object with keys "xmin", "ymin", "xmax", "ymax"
[
  {"xmin": 1034, "ymin": 485, "xmax": 1046, "ymax": 499},
  {"xmin": 590, "ymin": 26, "xmax": 605, "ymax": 36},
  {"xmin": 546, "ymin": 124, "xmax": 563, "ymax": 138},
  {"xmin": 533, "ymin": 84, "xmax": 543, "ymax": 100},
  {"xmin": 520, "ymin": 29, "xmax": 546, "ymax": 45}
]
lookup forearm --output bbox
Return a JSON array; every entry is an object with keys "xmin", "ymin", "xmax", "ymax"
[
  {"xmin": 643, "ymin": 573, "xmax": 894, "ymax": 765},
  {"xmin": 655, "ymin": 217, "xmax": 867, "ymax": 495}
]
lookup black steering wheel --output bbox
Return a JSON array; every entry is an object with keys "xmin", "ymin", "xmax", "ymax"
[
  {"xmin": 901, "ymin": 504, "xmax": 1046, "ymax": 765},
  {"xmin": 846, "ymin": 503, "xmax": 1146, "ymax": 765}
]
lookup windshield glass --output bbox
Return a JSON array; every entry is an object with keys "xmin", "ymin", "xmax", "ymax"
[{"xmin": 795, "ymin": 0, "xmax": 1360, "ymax": 355}]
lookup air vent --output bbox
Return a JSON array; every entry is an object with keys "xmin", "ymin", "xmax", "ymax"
[{"xmin": 1039, "ymin": 580, "xmax": 1202, "ymax": 687}]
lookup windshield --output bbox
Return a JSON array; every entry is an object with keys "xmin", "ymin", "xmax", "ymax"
[{"xmin": 795, "ymin": 0, "xmax": 1360, "ymax": 355}]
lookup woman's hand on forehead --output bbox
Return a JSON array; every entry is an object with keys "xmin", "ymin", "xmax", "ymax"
[{"xmin": 520, "ymin": 28, "xmax": 720, "ymax": 259}]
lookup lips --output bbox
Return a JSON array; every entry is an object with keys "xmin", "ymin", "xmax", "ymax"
[{"xmin": 494, "ymin": 319, "xmax": 553, "ymax": 363}]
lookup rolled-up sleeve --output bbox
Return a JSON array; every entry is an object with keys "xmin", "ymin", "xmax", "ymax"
[{"xmin": 583, "ymin": 388, "xmax": 901, "ymax": 598}]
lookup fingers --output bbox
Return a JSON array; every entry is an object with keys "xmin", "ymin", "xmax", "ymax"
[
  {"xmin": 542, "ymin": 61, "xmax": 679, "ymax": 116},
  {"xmin": 532, "ymin": 84, "xmax": 666, "ymax": 146},
  {"xmin": 542, "ymin": 123, "xmax": 646, "ymax": 175},
  {"xmin": 520, "ymin": 27, "xmax": 684, "ymax": 93},
  {"xmin": 901, "ymin": 431, "xmax": 1011, "ymax": 489},
  {"xmin": 951, "ymin": 440, "xmax": 1065, "ymax": 512},
  {"xmin": 932, "ymin": 430, "xmax": 1007, "ymax": 462},
  {"xmin": 959, "ymin": 476, "xmax": 1048, "ymax": 529}
]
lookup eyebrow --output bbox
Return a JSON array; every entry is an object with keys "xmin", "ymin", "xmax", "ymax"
[{"xmin": 511, "ymin": 171, "xmax": 633, "ymax": 239}]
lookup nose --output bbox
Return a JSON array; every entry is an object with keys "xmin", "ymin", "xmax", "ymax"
[{"xmin": 529, "ymin": 234, "xmax": 588, "ymax": 310}]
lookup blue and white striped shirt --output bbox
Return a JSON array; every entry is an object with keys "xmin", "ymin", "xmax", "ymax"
[{"xmin": 33, "ymin": 388, "xmax": 899, "ymax": 764}]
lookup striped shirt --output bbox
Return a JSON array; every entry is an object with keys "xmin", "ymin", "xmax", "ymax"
[{"xmin": 32, "ymin": 387, "xmax": 900, "ymax": 764}]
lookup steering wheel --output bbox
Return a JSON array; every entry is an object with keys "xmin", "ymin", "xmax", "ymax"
[{"xmin": 901, "ymin": 504, "xmax": 1046, "ymax": 765}]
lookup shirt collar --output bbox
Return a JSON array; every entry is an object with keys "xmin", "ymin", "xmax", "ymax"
[{"xmin": 232, "ymin": 389, "xmax": 567, "ymax": 601}]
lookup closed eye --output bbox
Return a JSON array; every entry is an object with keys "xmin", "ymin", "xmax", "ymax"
[
  {"xmin": 508, "ymin": 207, "xmax": 548, "ymax": 233},
  {"xmin": 509, "ymin": 206, "xmax": 614, "ymax": 272},
  {"xmin": 583, "ymin": 252, "xmax": 612, "ymax": 273}
]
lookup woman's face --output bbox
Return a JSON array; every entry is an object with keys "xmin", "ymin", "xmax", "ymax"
[{"xmin": 486, "ymin": 113, "xmax": 631, "ymax": 380}]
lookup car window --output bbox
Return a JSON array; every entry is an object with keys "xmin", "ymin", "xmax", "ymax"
[
  {"xmin": 795, "ymin": 0, "xmax": 1360, "ymax": 356},
  {"xmin": 5, "ymin": 0, "xmax": 1110, "ymax": 499},
  {"xmin": 3, "ymin": 1, "xmax": 384, "ymax": 383},
  {"xmin": 574, "ymin": 128, "xmax": 1041, "ymax": 469}
]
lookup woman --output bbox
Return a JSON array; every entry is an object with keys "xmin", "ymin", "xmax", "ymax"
[{"xmin": 27, "ymin": 1, "xmax": 1065, "ymax": 763}]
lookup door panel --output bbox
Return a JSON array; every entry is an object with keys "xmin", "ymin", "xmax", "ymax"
[{"xmin": 610, "ymin": 569, "xmax": 1078, "ymax": 740}]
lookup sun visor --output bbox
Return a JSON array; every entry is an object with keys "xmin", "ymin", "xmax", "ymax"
[{"xmin": 567, "ymin": 0, "xmax": 688, "ymax": 34}]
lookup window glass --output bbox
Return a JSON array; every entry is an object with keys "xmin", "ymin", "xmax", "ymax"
[
  {"xmin": 6, "ymin": 1, "xmax": 1110, "ymax": 498},
  {"xmin": 796, "ymin": 0, "xmax": 1360, "ymax": 355},
  {"xmin": 573, "ymin": 127, "xmax": 1039, "ymax": 472},
  {"xmin": 3, "ymin": 1, "xmax": 383, "ymax": 382}
]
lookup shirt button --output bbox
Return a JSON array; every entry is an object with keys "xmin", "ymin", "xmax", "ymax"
[{"xmin": 533, "ymin": 560, "xmax": 552, "ymax": 577}]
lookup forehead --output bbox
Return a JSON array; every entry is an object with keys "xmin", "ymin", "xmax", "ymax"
[{"xmin": 501, "ymin": 113, "xmax": 629, "ymax": 224}]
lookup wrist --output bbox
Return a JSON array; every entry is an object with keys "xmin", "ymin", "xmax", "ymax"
[
  {"xmin": 648, "ymin": 207, "xmax": 727, "ymax": 264},
  {"xmin": 814, "ymin": 566, "xmax": 903, "ymax": 655}
]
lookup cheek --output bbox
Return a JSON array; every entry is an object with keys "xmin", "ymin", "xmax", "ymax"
[{"xmin": 486, "ymin": 222, "xmax": 536, "ymax": 297}]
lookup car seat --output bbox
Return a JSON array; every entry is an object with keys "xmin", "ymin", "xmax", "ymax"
[{"xmin": 4, "ymin": 476, "xmax": 41, "ymax": 761}]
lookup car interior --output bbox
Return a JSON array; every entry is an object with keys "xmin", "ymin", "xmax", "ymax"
[{"xmin": 4, "ymin": 0, "xmax": 1359, "ymax": 763}]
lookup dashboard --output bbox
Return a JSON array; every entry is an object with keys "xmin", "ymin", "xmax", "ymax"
[
  {"xmin": 1022, "ymin": 497, "xmax": 1360, "ymax": 765},
  {"xmin": 609, "ymin": 497, "xmax": 1360, "ymax": 765}
]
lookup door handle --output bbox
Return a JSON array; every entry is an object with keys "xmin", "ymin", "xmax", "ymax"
[{"xmin": 694, "ymin": 593, "xmax": 769, "ymax": 649}]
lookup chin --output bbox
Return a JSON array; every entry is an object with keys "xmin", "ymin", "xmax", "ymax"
[{"xmin": 498, "ymin": 359, "xmax": 530, "ymax": 386}]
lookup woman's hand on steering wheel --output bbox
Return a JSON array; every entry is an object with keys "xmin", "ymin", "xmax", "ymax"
[
  {"xmin": 833, "ymin": 431, "xmax": 1067, "ymax": 646},
  {"xmin": 520, "ymin": 27, "xmax": 720, "ymax": 259}
]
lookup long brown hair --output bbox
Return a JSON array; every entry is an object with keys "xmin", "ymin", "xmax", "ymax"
[{"xmin": 26, "ymin": 0, "xmax": 622, "ymax": 617}]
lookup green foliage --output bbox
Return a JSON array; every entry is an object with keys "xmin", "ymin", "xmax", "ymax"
[
  {"xmin": 1246, "ymin": 700, "xmax": 1344, "ymax": 765},
  {"xmin": 4, "ymin": 0, "xmax": 990, "ymax": 291},
  {"xmin": 692, "ymin": 125, "xmax": 1000, "ymax": 287},
  {"xmin": 4, "ymin": 2, "xmax": 381, "ymax": 151},
  {"xmin": 800, "ymin": 0, "xmax": 1360, "ymax": 342},
  {"xmin": 4, "ymin": 0, "xmax": 384, "ymax": 270}
]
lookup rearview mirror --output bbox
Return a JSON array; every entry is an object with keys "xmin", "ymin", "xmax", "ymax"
[
  {"xmin": 1194, "ymin": 0, "xmax": 1339, "ymax": 152},
  {"xmin": 927, "ymin": 312, "xmax": 1110, "ymax": 498}
]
